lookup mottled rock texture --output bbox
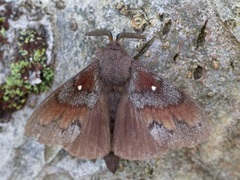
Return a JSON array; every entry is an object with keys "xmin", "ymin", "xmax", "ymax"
[{"xmin": 0, "ymin": 0, "xmax": 239, "ymax": 179}]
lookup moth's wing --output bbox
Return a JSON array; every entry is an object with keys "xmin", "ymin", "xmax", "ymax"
[
  {"xmin": 113, "ymin": 94, "xmax": 168, "ymax": 160},
  {"xmin": 113, "ymin": 61, "xmax": 213, "ymax": 160},
  {"xmin": 25, "ymin": 61, "xmax": 111, "ymax": 159}
]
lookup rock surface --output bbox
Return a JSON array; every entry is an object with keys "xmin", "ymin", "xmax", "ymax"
[{"xmin": 0, "ymin": 0, "xmax": 239, "ymax": 179}]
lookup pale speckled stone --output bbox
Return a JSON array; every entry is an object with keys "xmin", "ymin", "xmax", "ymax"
[{"xmin": 43, "ymin": 173, "xmax": 74, "ymax": 180}]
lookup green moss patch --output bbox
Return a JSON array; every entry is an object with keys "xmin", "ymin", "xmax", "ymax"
[{"xmin": 0, "ymin": 28, "xmax": 54, "ymax": 118}]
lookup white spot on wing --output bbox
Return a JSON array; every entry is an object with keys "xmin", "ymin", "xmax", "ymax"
[
  {"xmin": 58, "ymin": 62, "xmax": 100, "ymax": 108},
  {"xmin": 78, "ymin": 85, "xmax": 82, "ymax": 91},
  {"xmin": 128, "ymin": 64, "xmax": 183, "ymax": 108},
  {"xmin": 151, "ymin": 85, "xmax": 157, "ymax": 91}
]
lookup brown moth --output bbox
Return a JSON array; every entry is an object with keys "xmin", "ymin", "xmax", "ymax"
[{"xmin": 25, "ymin": 30, "xmax": 213, "ymax": 173}]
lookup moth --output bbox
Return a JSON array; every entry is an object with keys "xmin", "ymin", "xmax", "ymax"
[{"xmin": 25, "ymin": 30, "xmax": 213, "ymax": 173}]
